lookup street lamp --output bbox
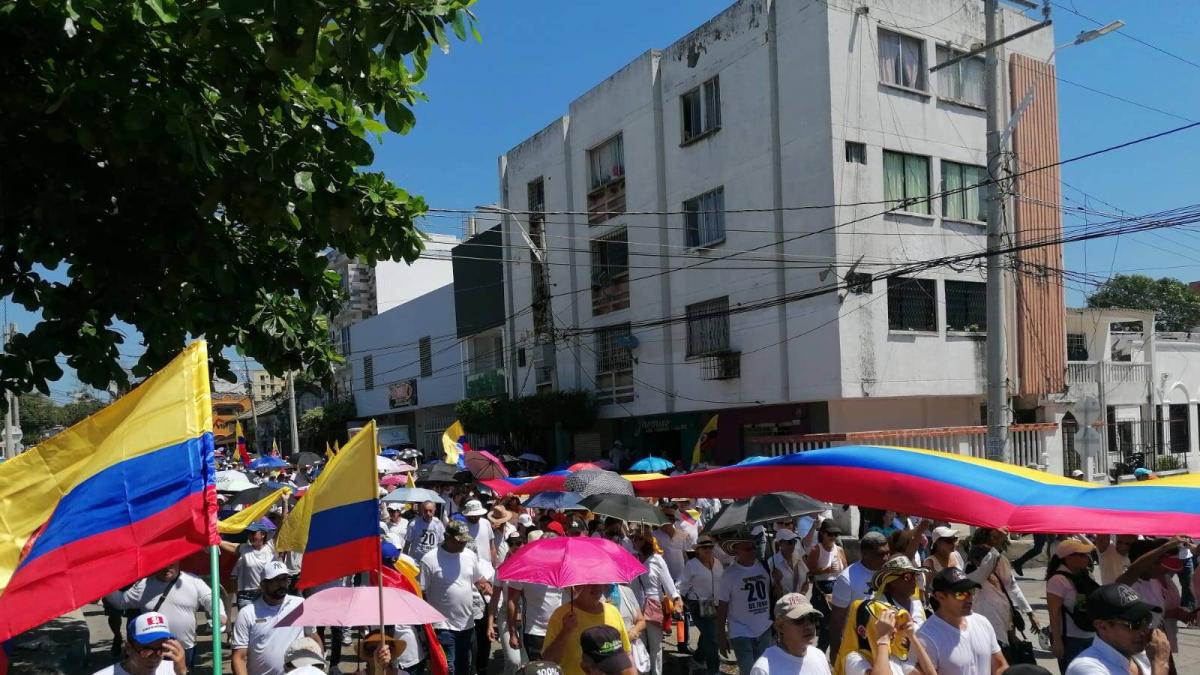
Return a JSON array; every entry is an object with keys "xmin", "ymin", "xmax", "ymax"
[{"xmin": 1072, "ymin": 20, "xmax": 1124, "ymax": 46}]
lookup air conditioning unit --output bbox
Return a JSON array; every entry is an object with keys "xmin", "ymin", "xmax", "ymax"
[{"xmin": 701, "ymin": 351, "xmax": 741, "ymax": 380}]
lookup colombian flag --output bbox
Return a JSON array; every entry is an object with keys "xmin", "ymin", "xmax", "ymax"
[
  {"xmin": 690, "ymin": 414, "xmax": 718, "ymax": 467},
  {"xmin": 0, "ymin": 341, "xmax": 217, "ymax": 642},
  {"xmin": 441, "ymin": 420, "xmax": 470, "ymax": 469},
  {"xmin": 236, "ymin": 421, "xmax": 252, "ymax": 468},
  {"xmin": 277, "ymin": 420, "xmax": 380, "ymax": 589}
]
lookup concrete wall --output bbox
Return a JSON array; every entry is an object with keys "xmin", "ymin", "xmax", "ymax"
[{"xmin": 375, "ymin": 234, "xmax": 459, "ymax": 313}]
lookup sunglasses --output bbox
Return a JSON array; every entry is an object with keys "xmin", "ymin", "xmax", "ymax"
[
  {"xmin": 1109, "ymin": 618, "xmax": 1152, "ymax": 631},
  {"xmin": 134, "ymin": 644, "xmax": 166, "ymax": 657},
  {"xmin": 948, "ymin": 589, "xmax": 979, "ymax": 600}
]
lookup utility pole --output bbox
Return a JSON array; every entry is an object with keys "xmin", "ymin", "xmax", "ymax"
[
  {"xmin": 983, "ymin": 0, "xmax": 1009, "ymax": 462},
  {"xmin": 242, "ymin": 356, "xmax": 260, "ymax": 454},
  {"xmin": 287, "ymin": 371, "xmax": 300, "ymax": 458},
  {"xmin": 3, "ymin": 324, "xmax": 19, "ymax": 459}
]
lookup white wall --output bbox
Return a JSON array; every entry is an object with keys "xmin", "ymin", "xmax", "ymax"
[
  {"xmin": 375, "ymin": 234, "xmax": 459, "ymax": 313},
  {"xmin": 350, "ymin": 284, "xmax": 463, "ymax": 418}
]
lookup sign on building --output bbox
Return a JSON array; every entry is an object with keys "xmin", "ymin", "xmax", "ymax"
[{"xmin": 388, "ymin": 379, "xmax": 419, "ymax": 409}]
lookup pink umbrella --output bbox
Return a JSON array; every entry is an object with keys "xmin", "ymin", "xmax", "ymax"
[
  {"xmin": 276, "ymin": 586, "xmax": 444, "ymax": 627},
  {"xmin": 379, "ymin": 474, "xmax": 408, "ymax": 487},
  {"xmin": 568, "ymin": 462, "xmax": 603, "ymax": 472},
  {"xmin": 497, "ymin": 536, "xmax": 646, "ymax": 588},
  {"xmin": 465, "ymin": 450, "xmax": 509, "ymax": 480}
]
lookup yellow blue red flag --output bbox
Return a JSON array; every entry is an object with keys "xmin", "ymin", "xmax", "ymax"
[
  {"xmin": 441, "ymin": 420, "xmax": 469, "ymax": 469},
  {"xmin": 0, "ymin": 341, "xmax": 217, "ymax": 642},
  {"xmin": 277, "ymin": 420, "xmax": 379, "ymax": 589},
  {"xmin": 218, "ymin": 487, "xmax": 290, "ymax": 535},
  {"xmin": 236, "ymin": 420, "xmax": 252, "ymax": 468},
  {"xmin": 691, "ymin": 414, "xmax": 718, "ymax": 466}
]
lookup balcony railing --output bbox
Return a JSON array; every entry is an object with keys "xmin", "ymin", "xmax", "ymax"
[
  {"xmin": 1065, "ymin": 361, "xmax": 1151, "ymax": 385},
  {"xmin": 465, "ymin": 369, "xmax": 506, "ymax": 399}
]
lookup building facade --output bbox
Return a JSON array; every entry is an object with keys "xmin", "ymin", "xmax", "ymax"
[{"xmin": 494, "ymin": 0, "xmax": 1064, "ymax": 464}]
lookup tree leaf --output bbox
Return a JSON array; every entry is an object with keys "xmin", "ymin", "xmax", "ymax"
[
  {"xmin": 294, "ymin": 171, "xmax": 316, "ymax": 193},
  {"xmin": 383, "ymin": 100, "xmax": 415, "ymax": 134}
]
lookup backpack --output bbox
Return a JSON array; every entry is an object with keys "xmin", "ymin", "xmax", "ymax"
[{"xmin": 1050, "ymin": 570, "xmax": 1100, "ymax": 630}]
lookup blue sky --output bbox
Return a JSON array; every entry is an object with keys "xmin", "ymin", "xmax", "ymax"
[{"xmin": 7, "ymin": 0, "xmax": 1200, "ymax": 396}]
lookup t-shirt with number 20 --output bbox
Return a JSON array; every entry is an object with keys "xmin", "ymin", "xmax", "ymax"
[{"xmin": 718, "ymin": 560, "xmax": 772, "ymax": 639}]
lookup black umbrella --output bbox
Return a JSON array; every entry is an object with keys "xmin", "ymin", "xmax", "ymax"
[
  {"xmin": 703, "ymin": 492, "xmax": 828, "ymax": 536},
  {"xmin": 293, "ymin": 451, "xmax": 321, "ymax": 467},
  {"xmin": 225, "ymin": 485, "xmax": 286, "ymax": 510},
  {"xmin": 564, "ymin": 469, "xmax": 635, "ymax": 497},
  {"xmin": 580, "ymin": 494, "xmax": 667, "ymax": 526},
  {"xmin": 417, "ymin": 461, "xmax": 462, "ymax": 485}
]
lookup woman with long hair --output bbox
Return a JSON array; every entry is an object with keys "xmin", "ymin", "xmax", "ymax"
[
  {"xmin": 1044, "ymin": 538, "xmax": 1098, "ymax": 671},
  {"xmin": 630, "ymin": 530, "xmax": 680, "ymax": 675},
  {"xmin": 808, "ymin": 522, "xmax": 848, "ymax": 652}
]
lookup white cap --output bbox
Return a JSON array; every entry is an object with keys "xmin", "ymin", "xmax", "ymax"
[
  {"xmin": 285, "ymin": 636, "xmax": 326, "ymax": 669},
  {"xmin": 931, "ymin": 526, "xmax": 959, "ymax": 541},
  {"xmin": 463, "ymin": 499, "xmax": 488, "ymax": 517},
  {"xmin": 518, "ymin": 513, "xmax": 534, "ymax": 527},
  {"xmin": 262, "ymin": 560, "xmax": 290, "ymax": 581},
  {"xmin": 775, "ymin": 529, "xmax": 799, "ymax": 542},
  {"xmin": 1071, "ymin": 469, "xmax": 1085, "ymax": 477},
  {"xmin": 386, "ymin": 503, "xmax": 405, "ymax": 511},
  {"xmin": 128, "ymin": 612, "xmax": 175, "ymax": 645}
]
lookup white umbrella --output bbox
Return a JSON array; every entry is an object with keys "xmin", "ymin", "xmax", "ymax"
[
  {"xmin": 377, "ymin": 456, "xmax": 416, "ymax": 474},
  {"xmin": 216, "ymin": 470, "xmax": 255, "ymax": 492}
]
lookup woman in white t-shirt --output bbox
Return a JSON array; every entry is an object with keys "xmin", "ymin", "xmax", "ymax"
[
  {"xmin": 1044, "ymin": 538, "xmax": 1098, "ymax": 672},
  {"xmin": 920, "ymin": 527, "xmax": 963, "ymax": 593}
]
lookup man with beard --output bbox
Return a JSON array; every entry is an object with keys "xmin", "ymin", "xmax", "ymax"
[{"xmin": 232, "ymin": 561, "xmax": 317, "ymax": 675}]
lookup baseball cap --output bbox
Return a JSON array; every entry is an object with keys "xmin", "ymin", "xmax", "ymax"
[
  {"xmin": 127, "ymin": 612, "xmax": 176, "ymax": 646},
  {"xmin": 775, "ymin": 592, "xmax": 823, "ymax": 620},
  {"xmin": 385, "ymin": 502, "xmax": 405, "ymax": 511},
  {"xmin": 1055, "ymin": 538, "xmax": 1096, "ymax": 559},
  {"xmin": 381, "ymin": 541, "xmax": 400, "ymax": 564},
  {"xmin": 1087, "ymin": 583, "xmax": 1162, "ymax": 623},
  {"xmin": 775, "ymin": 529, "xmax": 798, "ymax": 543},
  {"xmin": 446, "ymin": 520, "xmax": 473, "ymax": 542},
  {"xmin": 463, "ymin": 499, "xmax": 488, "ymax": 517},
  {"xmin": 517, "ymin": 662, "xmax": 564, "ymax": 675},
  {"xmin": 518, "ymin": 513, "xmax": 534, "ymax": 527},
  {"xmin": 1071, "ymin": 469, "xmax": 1085, "ymax": 478},
  {"xmin": 262, "ymin": 560, "xmax": 291, "ymax": 581},
  {"xmin": 931, "ymin": 526, "xmax": 959, "ymax": 541},
  {"xmin": 246, "ymin": 518, "xmax": 276, "ymax": 533},
  {"xmin": 931, "ymin": 567, "xmax": 981, "ymax": 594},
  {"xmin": 579, "ymin": 625, "xmax": 633, "ymax": 674},
  {"xmin": 819, "ymin": 522, "xmax": 843, "ymax": 536},
  {"xmin": 285, "ymin": 636, "xmax": 326, "ymax": 669}
]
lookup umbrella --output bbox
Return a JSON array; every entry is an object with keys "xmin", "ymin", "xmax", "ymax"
[
  {"xmin": 276, "ymin": 586, "xmax": 444, "ymax": 627},
  {"xmin": 382, "ymin": 487, "xmax": 445, "ymax": 504},
  {"xmin": 226, "ymin": 485, "xmax": 288, "ymax": 510},
  {"xmin": 593, "ymin": 459, "xmax": 616, "ymax": 470},
  {"xmin": 497, "ymin": 536, "xmax": 646, "ymax": 587},
  {"xmin": 249, "ymin": 456, "xmax": 288, "ymax": 470},
  {"xmin": 630, "ymin": 456, "xmax": 674, "ymax": 472},
  {"xmin": 523, "ymin": 491, "xmax": 585, "ymax": 511},
  {"xmin": 293, "ymin": 451, "xmax": 321, "ymax": 467},
  {"xmin": 417, "ymin": 462, "xmax": 462, "ymax": 484},
  {"xmin": 518, "ymin": 453, "xmax": 547, "ymax": 464},
  {"xmin": 380, "ymin": 447, "xmax": 400, "ymax": 458},
  {"xmin": 380, "ymin": 474, "xmax": 409, "ymax": 487},
  {"xmin": 500, "ymin": 454, "xmax": 521, "ymax": 465},
  {"xmin": 568, "ymin": 462, "xmax": 603, "ymax": 472},
  {"xmin": 735, "ymin": 455, "xmax": 773, "ymax": 466},
  {"xmin": 564, "ymin": 469, "xmax": 635, "ymax": 498},
  {"xmin": 465, "ymin": 450, "xmax": 510, "ymax": 480},
  {"xmin": 703, "ymin": 492, "xmax": 829, "ymax": 535},
  {"xmin": 216, "ymin": 470, "xmax": 255, "ymax": 492},
  {"xmin": 376, "ymin": 456, "xmax": 405, "ymax": 473},
  {"xmin": 580, "ymin": 494, "xmax": 668, "ymax": 526}
]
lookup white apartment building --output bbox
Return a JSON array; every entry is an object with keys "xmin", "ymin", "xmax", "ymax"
[
  {"xmin": 375, "ymin": 233, "xmax": 460, "ymax": 313},
  {"xmin": 495, "ymin": 0, "xmax": 1065, "ymax": 464}
]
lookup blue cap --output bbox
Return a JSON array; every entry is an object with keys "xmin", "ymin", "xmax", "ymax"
[
  {"xmin": 1134, "ymin": 467, "xmax": 1152, "ymax": 477},
  {"xmin": 381, "ymin": 541, "xmax": 399, "ymax": 564},
  {"xmin": 127, "ymin": 612, "xmax": 176, "ymax": 645},
  {"xmin": 246, "ymin": 518, "xmax": 276, "ymax": 533}
]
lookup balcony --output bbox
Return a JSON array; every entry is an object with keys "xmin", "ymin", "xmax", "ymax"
[
  {"xmin": 465, "ymin": 369, "xmax": 506, "ymax": 399},
  {"xmin": 1065, "ymin": 361, "xmax": 1151, "ymax": 385}
]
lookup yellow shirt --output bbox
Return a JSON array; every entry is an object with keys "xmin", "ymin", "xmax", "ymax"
[{"xmin": 543, "ymin": 602, "xmax": 631, "ymax": 675}]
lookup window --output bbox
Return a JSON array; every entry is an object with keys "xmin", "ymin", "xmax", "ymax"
[
  {"xmin": 591, "ymin": 228, "xmax": 630, "ymax": 315},
  {"xmin": 845, "ymin": 271, "xmax": 873, "ymax": 295},
  {"xmin": 340, "ymin": 325, "xmax": 352, "ymax": 356},
  {"xmin": 878, "ymin": 30, "xmax": 926, "ymax": 91},
  {"xmin": 684, "ymin": 187, "xmax": 726, "ymax": 248},
  {"xmin": 419, "ymin": 336, "xmax": 433, "ymax": 377},
  {"xmin": 941, "ymin": 161, "xmax": 987, "ymax": 222},
  {"xmin": 945, "ymin": 280, "xmax": 987, "ymax": 332},
  {"xmin": 883, "ymin": 151, "xmax": 930, "ymax": 215},
  {"xmin": 845, "ymin": 141, "xmax": 867, "ymax": 165},
  {"xmin": 1169, "ymin": 404, "xmax": 1190, "ymax": 454},
  {"xmin": 887, "ymin": 277, "xmax": 936, "ymax": 331},
  {"xmin": 517, "ymin": 348, "xmax": 526, "ymax": 368},
  {"xmin": 587, "ymin": 135, "xmax": 626, "ymax": 224},
  {"xmin": 935, "ymin": 46, "xmax": 985, "ymax": 107},
  {"xmin": 363, "ymin": 355, "xmax": 374, "ymax": 390},
  {"xmin": 1067, "ymin": 333, "xmax": 1089, "ymax": 361},
  {"xmin": 594, "ymin": 323, "xmax": 634, "ymax": 405},
  {"xmin": 682, "ymin": 76, "xmax": 721, "ymax": 142},
  {"xmin": 686, "ymin": 296, "xmax": 731, "ymax": 357}
]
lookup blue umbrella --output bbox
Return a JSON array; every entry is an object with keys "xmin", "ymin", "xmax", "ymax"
[
  {"xmin": 523, "ymin": 491, "xmax": 585, "ymax": 511},
  {"xmin": 735, "ymin": 455, "xmax": 773, "ymax": 466},
  {"xmin": 380, "ymin": 447, "xmax": 400, "ymax": 458},
  {"xmin": 630, "ymin": 456, "xmax": 674, "ymax": 472},
  {"xmin": 249, "ymin": 456, "xmax": 289, "ymax": 470}
]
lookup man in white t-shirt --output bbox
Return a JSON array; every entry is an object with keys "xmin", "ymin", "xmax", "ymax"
[
  {"xmin": 507, "ymin": 580, "xmax": 565, "ymax": 661},
  {"xmin": 1095, "ymin": 534, "xmax": 1137, "ymax": 585},
  {"xmin": 717, "ymin": 536, "xmax": 774, "ymax": 675},
  {"xmin": 916, "ymin": 568, "xmax": 1006, "ymax": 674},
  {"xmin": 421, "ymin": 520, "xmax": 492, "ymax": 675},
  {"xmin": 829, "ymin": 532, "xmax": 891, "ymax": 658},
  {"xmin": 750, "ymin": 593, "xmax": 830, "ymax": 674},
  {"xmin": 406, "ymin": 500, "xmax": 446, "ymax": 561},
  {"xmin": 92, "ymin": 612, "xmax": 188, "ymax": 675},
  {"xmin": 232, "ymin": 561, "xmax": 315, "ymax": 675},
  {"xmin": 221, "ymin": 519, "xmax": 279, "ymax": 608},
  {"xmin": 380, "ymin": 503, "xmax": 409, "ymax": 550},
  {"xmin": 463, "ymin": 499, "xmax": 497, "ymax": 564},
  {"xmin": 103, "ymin": 562, "xmax": 226, "ymax": 669}
]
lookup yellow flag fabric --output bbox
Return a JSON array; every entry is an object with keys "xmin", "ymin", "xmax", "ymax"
[
  {"xmin": 324, "ymin": 441, "xmax": 334, "ymax": 462},
  {"xmin": 442, "ymin": 420, "xmax": 466, "ymax": 466},
  {"xmin": 691, "ymin": 414, "xmax": 719, "ymax": 466},
  {"xmin": 218, "ymin": 487, "xmax": 290, "ymax": 535}
]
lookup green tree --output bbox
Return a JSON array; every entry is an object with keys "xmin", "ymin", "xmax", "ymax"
[
  {"xmin": 13, "ymin": 393, "xmax": 61, "ymax": 440},
  {"xmin": 298, "ymin": 399, "xmax": 357, "ymax": 450},
  {"xmin": 0, "ymin": 0, "xmax": 478, "ymax": 396},
  {"xmin": 58, "ymin": 393, "xmax": 107, "ymax": 427},
  {"xmin": 1086, "ymin": 274, "xmax": 1200, "ymax": 332}
]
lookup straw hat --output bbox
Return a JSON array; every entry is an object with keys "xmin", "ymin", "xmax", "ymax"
[{"xmin": 357, "ymin": 632, "xmax": 406, "ymax": 660}]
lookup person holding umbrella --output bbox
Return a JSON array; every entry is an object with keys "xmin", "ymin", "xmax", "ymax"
[{"xmin": 543, "ymin": 584, "xmax": 631, "ymax": 675}]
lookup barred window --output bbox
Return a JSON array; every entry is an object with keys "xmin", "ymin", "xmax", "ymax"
[
  {"xmin": 887, "ymin": 277, "xmax": 937, "ymax": 331},
  {"xmin": 1067, "ymin": 333, "xmax": 1088, "ymax": 361},
  {"xmin": 595, "ymin": 323, "xmax": 634, "ymax": 374},
  {"xmin": 686, "ymin": 296, "xmax": 731, "ymax": 357},
  {"xmin": 684, "ymin": 187, "xmax": 725, "ymax": 248},
  {"xmin": 363, "ymin": 354, "xmax": 374, "ymax": 390},
  {"xmin": 945, "ymin": 280, "xmax": 987, "ymax": 332},
  {"xmin": 419, "ymin": 336, "xmax": 433, "ymax": 377},
  {"xmin": 590, "ymin": 228, "xmax": 630, "ymax": 316}
]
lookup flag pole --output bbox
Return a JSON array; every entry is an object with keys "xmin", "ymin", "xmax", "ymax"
[
  {"xmin": 210, "ymin": 544, "xmax": 223, "ymax": 675},
  {"xmin": 372, "ymin": 421, "xmax": 386, "ymax": 641}
]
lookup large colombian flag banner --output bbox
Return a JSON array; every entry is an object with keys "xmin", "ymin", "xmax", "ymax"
[
  {"xmin": 0, "ymin": 341, "xmax": 217, "ymax": 642},
  {"xmin": 277, "ymin": 419, "xmax": 379, "ymax": 589}
]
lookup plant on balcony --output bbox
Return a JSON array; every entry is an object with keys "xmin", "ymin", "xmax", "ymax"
[{"xmin": 1154, "ymin": 454, "xmax": 1183, "ymax": 472}]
